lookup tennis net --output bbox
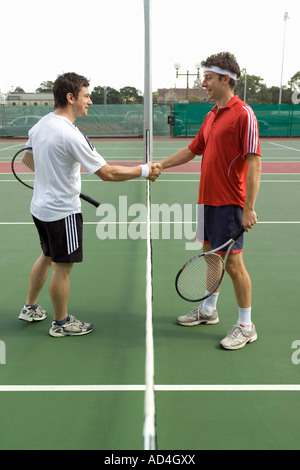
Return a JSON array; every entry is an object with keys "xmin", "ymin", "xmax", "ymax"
[{"xmin": 143, "ymin": 128, "xmax": 157, "ymax": 450}]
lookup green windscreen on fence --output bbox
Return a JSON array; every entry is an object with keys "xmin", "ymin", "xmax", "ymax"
[
  {"xmin": 0, "ymin": 104, "xmax": 172, "ymax": 138},
  {"xmin": 173, "ymin": 103, "xmax": 300, "ymax": 137},
  {"xmin": 0, "ymin": 103, "xmax": 299, "ymax": 138}
]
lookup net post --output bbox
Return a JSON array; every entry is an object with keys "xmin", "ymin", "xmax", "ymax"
[{"xmin": 143, "ymin": 0, "xmax": 153, "ymax": 164}]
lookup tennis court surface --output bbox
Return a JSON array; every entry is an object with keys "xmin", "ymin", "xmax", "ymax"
[{"xmin": 0, "ymin": 138, "xmax": 300, "ymax": 450}]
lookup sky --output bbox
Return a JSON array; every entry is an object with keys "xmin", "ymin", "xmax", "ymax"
[{"xmin": 0, "ymin": 0, "xmax": 299, "ymax": 95}]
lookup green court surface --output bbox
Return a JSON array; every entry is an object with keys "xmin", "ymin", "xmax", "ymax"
[{"xmin": 0, "ymin": 138, "xmax": 300, "ymax": 450}]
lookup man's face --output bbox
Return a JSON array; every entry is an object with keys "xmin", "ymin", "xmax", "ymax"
[
  {"xmin": 202, "ymin": 72, "xmax": 226, "ymax": 101},
  {"xmin": 73, "ymin": 86, "xmax": 93, "ymax": 117}
]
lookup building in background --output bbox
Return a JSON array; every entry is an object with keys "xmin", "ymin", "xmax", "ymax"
[
  {"xmin": 4, "ymin": 93, "xmax": 54, "ymax": 106},
  {"xmin": 157, "ymin": 87, "xmax": 212, "ymax": 105}
]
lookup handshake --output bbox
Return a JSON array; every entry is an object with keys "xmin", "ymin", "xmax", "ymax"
[{"xmin": 145, "ymin": 162, "xmax": 162, "ymax": 182}]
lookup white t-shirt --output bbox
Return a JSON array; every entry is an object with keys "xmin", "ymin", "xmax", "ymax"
[{"xmin": 26, "ymin": 112, "xmax": 107, "ymax": 221}]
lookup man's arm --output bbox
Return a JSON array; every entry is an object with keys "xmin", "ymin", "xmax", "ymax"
[
  {"xmin": 243, "ymin": 153, "xmax": 261, "ymax": 231},
  {"xmin": 159, "ymin": 147, "xmax": 196, "ymax": 170},
  {"xmin": 95, "ymin": 162, "xmax": 161, "ymax": 182}
]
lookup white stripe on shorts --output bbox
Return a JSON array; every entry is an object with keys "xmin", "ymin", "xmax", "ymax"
[{"xmin": 65, "ymin": 214, "xmax": 79, "ymax": 255}]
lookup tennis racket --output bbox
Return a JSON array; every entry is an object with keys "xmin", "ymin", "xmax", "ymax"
[
  {"xmin": 175, "ymin": 226, "xmax": 245, "ymax": 302},
  {"xmin": 11, "ymin": 147, "xmax": 100, "ymax": 208}
]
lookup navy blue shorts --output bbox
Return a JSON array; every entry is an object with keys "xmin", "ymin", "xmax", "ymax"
[{"xmin": 196, "ymin": 205, "xmax": 244, "ymax": 254}]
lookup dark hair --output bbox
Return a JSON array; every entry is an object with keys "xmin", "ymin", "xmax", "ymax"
[
  {"xmin": 53, "ymin": 72, "xmax": 90, "ymax": 108},
  {"xmin": 201, "ymin": 52, "xmax": 241, "ymax": 89}
]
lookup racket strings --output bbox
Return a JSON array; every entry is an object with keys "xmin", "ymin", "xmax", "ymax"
[
  {"xmin": 177, "ymin": 253, "xmax": 224, "ymax": 301},
  {"xmin": 12, "ymin": 150, "xmax": 35, "ymax": 188},
  {"xmin": 14, "ymin": 152, "xmax": 34, "ymax": 173}
]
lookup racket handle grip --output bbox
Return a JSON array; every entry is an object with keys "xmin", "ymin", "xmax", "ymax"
[
  {"xmin": 80, "ymin": 193, "xmax": 100, "ymax": 207},
  {"xmin": 232, "ymin": 226, "xmax": 245, "ymax": 241}
]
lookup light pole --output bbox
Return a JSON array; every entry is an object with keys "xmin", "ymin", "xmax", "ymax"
[
  {"xmin": 174, "ymin": 63, "xmax": 201, "ymax": 101},
  {"xmin": 279, "ymin": 11, "xmax": 289, "ymax": 105},
  {"xmin": 243, "ymin": 69, "xmax": 247, "ymax": 102}
]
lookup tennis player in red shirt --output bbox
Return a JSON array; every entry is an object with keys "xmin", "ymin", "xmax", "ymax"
[{"xmin": 159, "ymin": 52, "xmax": 261, "ymax": 350}]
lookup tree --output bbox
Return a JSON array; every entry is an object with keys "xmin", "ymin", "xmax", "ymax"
[
  {"xmin": 289, "ymin": 72, "xmax": 300, "ymax": 90},
  {"xmin": 90, "ymin": 86, "xmax": 143, "ymax": 104},
  {"xmin": 119, "ymin": 86, "xmax": 143, "ymax": 104},
  {"xmin": 36, "ymin": 81, "xmax": 54, "ymax": 93},
  {"xmin": 235, "ymin": 71, "xmax": 268, "ymax": 103},
  {"xmin": 11, "ymin": 86, "xmax": 25, "ymax": 93},
  {"xmin": 235, "ymin": 69, "xmax": 293, "ymax": 104},
  {"xmin": 269, "ymin": 86, "xmax": 281, "ymax": 103},
  {"xmin": 90, "ymin": 86, "xmax": 121, "ymax": 104}
]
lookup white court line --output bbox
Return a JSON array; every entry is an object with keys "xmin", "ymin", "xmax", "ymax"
[
  {"xmin": 0, "ymin": 384, "xmax": 299, "ymax": 392},
  {"xmin": 1, "ymin": 170, "xmax": 300, "ymax": 179},
  {"xmin": 257, "ymin": 221, "xmax": 300, "ymax": 224},
  {"xmin": 0, "ymin": 221, "xmax": 299, "ymax": 225},
  {"xmin": 261, "ymin": 180, "xmax": 300, "ymax": 182},
  {"xmin": 2, "ymin": 179, "xmax": 300, "ymax": 183},
  {"xmin": 81, "ymin": 176, "xmax": 300, "ymax": 181},
  {"xmin": 82, "ymin": 173, "xmax": 300, "ymax": 179},
  {"xmin": 0, "ymin": 143, "xmax": 24, "ymax": 152},
  {"xmin": 269, "ymin": 142, "xmax": 300, "ymax": 153},
  {"xmin": 0, "ymin": 221, "xmax": 299, "ymax": 226}
]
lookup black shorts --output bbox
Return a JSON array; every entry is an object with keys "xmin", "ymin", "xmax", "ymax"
[
  {"xmin": 196, "ymin": 205, "xmax": 244, "ymax": 254},
  {"xmin": 32, "ymin": 213, "xmax": 83, "ymax": 263}
]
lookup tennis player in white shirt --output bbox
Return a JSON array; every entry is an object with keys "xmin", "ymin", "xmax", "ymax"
[{"xmin": 18, "ymin": 72, "xmax": 161, "ymax": 337}]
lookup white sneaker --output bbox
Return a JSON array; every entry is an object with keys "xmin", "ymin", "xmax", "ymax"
[
  {"xmin": 49, "ymin": 315, "xmax": 94, "ymax": 337},
  {"xmin": 18, "ymin": 304, "xmax": 47, "ymax": 322},
  {"xmin": 177, "ymin": 306, "xmax": 219, "ymax": 327},
  {"xmin": 220, "ymin": 323, "xmax": 257, "ymax": 350}
]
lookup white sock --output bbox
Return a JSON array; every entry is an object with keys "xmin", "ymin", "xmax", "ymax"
[
  {"xmin": 238, "ymin": 307, "xmax": 252, "ymax": 326},
  {"xmin": 202, "ymin": 291, "xmax": 219, "ymax": 314}
]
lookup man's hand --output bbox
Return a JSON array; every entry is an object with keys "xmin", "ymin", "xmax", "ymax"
[
  {"xmin": 242, "ymin": 207, "xmax": 258, "ymax": 232},
  {"xmin": 147, "ymin": 162, "xmax": 162, "ymax": 182}
]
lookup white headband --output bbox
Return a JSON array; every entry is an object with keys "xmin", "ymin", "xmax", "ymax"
[{"xmin": 203, "ymin": 66, "xmax": 237, "ymax": 80}]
